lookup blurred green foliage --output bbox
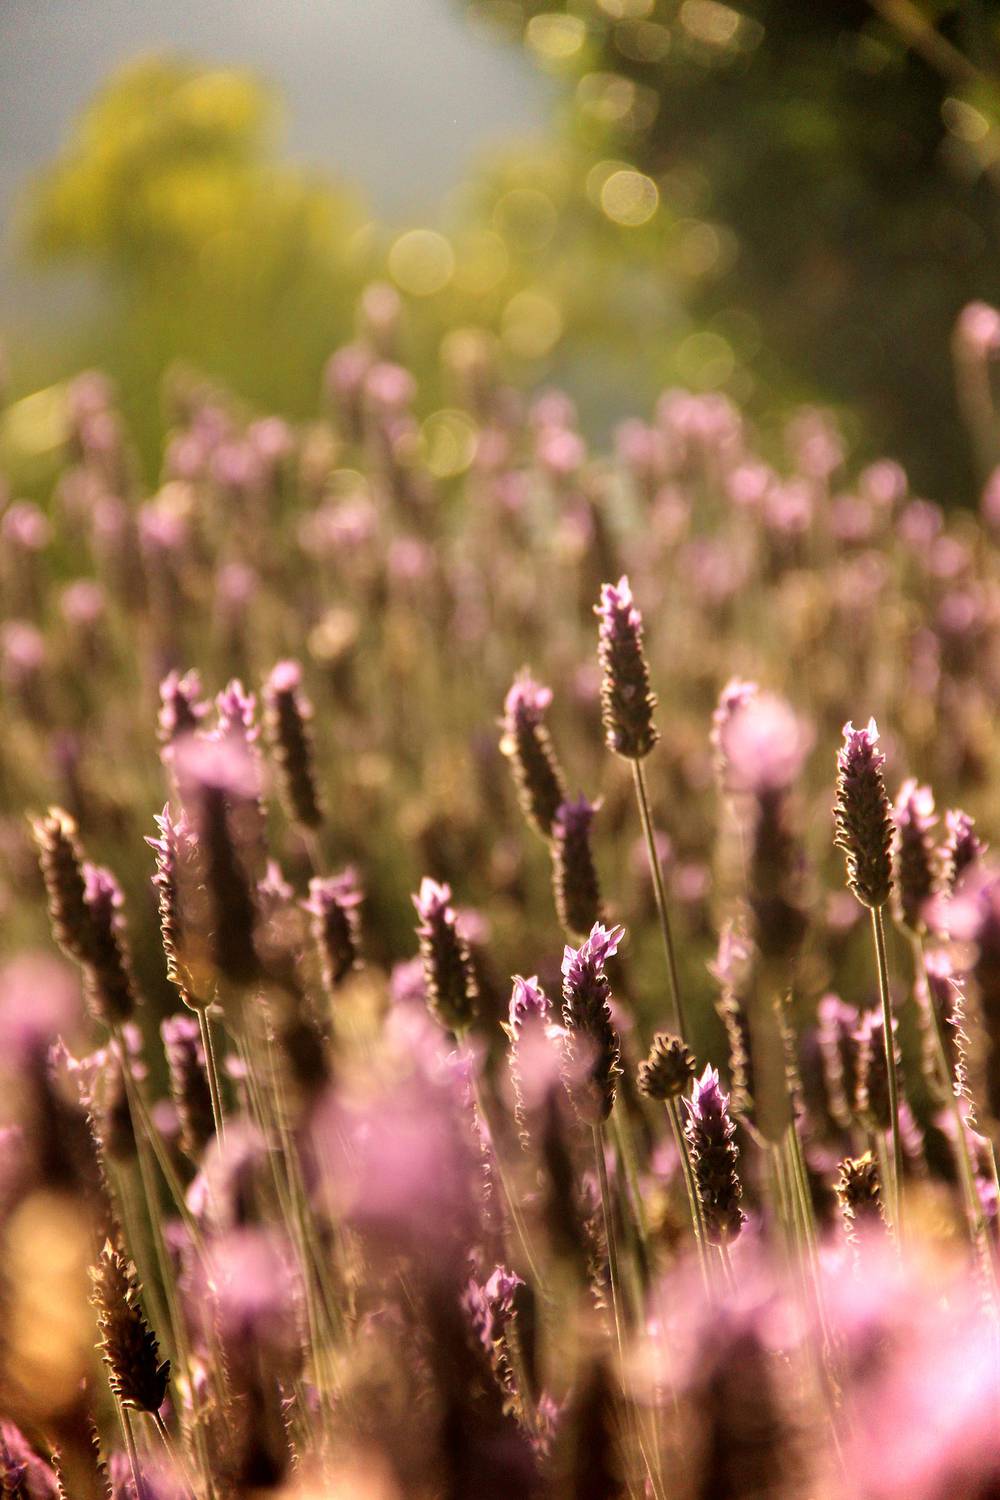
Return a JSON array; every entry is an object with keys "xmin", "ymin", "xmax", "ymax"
[
  {"xmin": 470, "ymin": 0, "xmax": 1000, "ymax": 499},
  {"xmin": 11, "ymin": 7, "xmax": 1000, "ymax": 500},
  {"xmin": 21, "ymin": 57, "xmax": 371, "ymax": 466}
]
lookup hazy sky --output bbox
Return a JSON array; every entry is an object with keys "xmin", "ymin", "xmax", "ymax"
[{"xmin": 0, "ymin": 0, "xmax": 551, "ymax": 310}]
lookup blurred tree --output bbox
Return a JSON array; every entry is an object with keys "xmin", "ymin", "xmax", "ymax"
[
  {"xmin": 23, "ymin": 55, "xmax": 371, "ymax": 471},
  {"xmin": 469, "ymin": 0, "xmax": 1000, "ymax": 499}
]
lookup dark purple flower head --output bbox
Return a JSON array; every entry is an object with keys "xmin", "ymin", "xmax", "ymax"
[
  {"xmin": 684, "ymin": 1064, "xmax": 744, "ymax": 1244},
  {"xmin": 413, "ymin": 877, "xmax": 479, "ymax": 1035},
  {"xmin": 214, "ymin": 679, "xmax": 259, "ymax": 745},
  {"xmin": 893, "ymin": 778, "xmax": 937, "ymax": 933},
  {"xmin": 464, "ymin": 1264, "xmax": 524, "ymax": 1350},
  {"xmin": 551, "ymin": 794, "xmax": 602, "ymax": 939},
  {"xmin": 158, "ymin": 669, "xmax": 207, "ymax": 747},
  {"xmin": 161, "ymin": 1013, "xmax": 214, "ymax": 1161},
  {"xmin": 595, "ymin": 575, "xmax": 659, "ymax": 760},
  {"xmin": 941, "ymin": 808, "xmax": 986, "ymax": 894},
  {"xmin": 500, "ymin": 670, "xmax": 567, "ymax": 840},
  {"xmin": 637, "ymin": 1031, "xmax": 696, "ymax": 1101},
  {"xmin": 304, "ymin": 869, "xmax": 363, "ymax": 993},
  {"xmin": 263, "ymin": 659, "xmax": 323, "ymax": 831},
  {"xmin": 560, "ymin": 922, "xmax": 624, "ymax": 1124},
  {"xmin": 80, "ymin": 863, "xmax": 139, "ymax": 1026},
  {"xmin": 508, "ymin": 974, "xmax": 552, "ymax": 1037},
  {"xmin": 834, "ymin": 718, "xmax": 894, "ymax": 909}
]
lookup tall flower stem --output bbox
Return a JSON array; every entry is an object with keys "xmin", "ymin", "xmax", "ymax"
[
  {"xmin": 197, "ymin": 1006, "xmax": 227, "ymax": 1147},
  {"xmin": 870, "ymin": 906, "xmax": 903, "ymax": 1238},
  {"xmin": 592, "ymin": 1124, "xmax": 664, "ymax": 1500},
  {"xmin": 912, "ymin": 935, "xmax": 995, "ymax": 1284},
  {"xmin": 631, "ymin": 759, "xmax": 685, "ymax": 1039},
  {"xmin": 665, "ymin": 1097, "xmax": 711, "ymax": 1296},
  {"xmin": 119, "ymin": 1407, "xmax": 147, "ymax": 1500}
]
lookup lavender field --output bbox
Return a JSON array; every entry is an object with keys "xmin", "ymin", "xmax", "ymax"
[{"xmin": 3, "ymin": 6, "xmax": 1000, "ymax": 1500}]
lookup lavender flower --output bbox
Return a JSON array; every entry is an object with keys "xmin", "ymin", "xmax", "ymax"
[
  {"xmin": 500, "ymin": 671, "xmax": 567, "ymax": 840},
  {"xmin": 595, "ymin": 576, "xmax": 659, "ymax": 760},
  {"xmin": 264, "ymin": 659, "xmax": 323, "ymax": 830},
  {"xmin": 817, "ymin": 993, "xmax": 861, "ymax": 1131},
  {"xmin": 893, "ymin": 778, "xmax": 937, "ymax": 933},
  {"xmin": 79, "ymin": 865, "xmax": 138, "ymax": 1026},
  {"xmin": 636, "ymin": 1031, "xmax": 696, "ymax": 1101},
  {"xmin": 940, "ymin": 808, "xmax": 986, "ymax": 893},
  {"xmin": 561, "ymin": 923, "xmax": 624, "ymax": 1125},
  {"xmin": 146, "ymin": 804, "xmax": 201, "ymax": 1008},
  {"xmin": 157, "ymin": 668, "xmax": 207, "ymax": 747},
  {"xmin": 303, "ymin": 870, "xmax": 362, "ymax": 994},
  {"xmin": 413, "ymin": 878, "xmax": 479, "ymax": 1034},
  {"xmin": 684, "ymin": 1064, "xmax": 744, "ymax": 1244},
  {"xmin": 173, "ymin": 738, "xmax": 260, "ymax": 989},
  {"xmin": 32, "ymin": 808, "xmax": 97, "ymax": 966},
  {"xmin": 505, "ymin": 974, "xmax": 559, "ymax": 1147},
  {"xmin": 551, "ymin": 795, "xmax": 602, "ymax": 938},
  {"xmin": 161, "ymin": 1014, "xmax": 214, "ymax": 1162},
  {"xmin": 919, "ymin": 947, "xmax": 968, "ymax": 1102},
  {"xmin": 91, "ymin": 1241, "xmax": 169, "ymax": 1414},
  {"xmin": 709, "ymin": 922, "xmax": 756, "ymax": 1119},
  {"xmin": 834, "ymin": 719, "xmax": 894, "ymax": 909}
]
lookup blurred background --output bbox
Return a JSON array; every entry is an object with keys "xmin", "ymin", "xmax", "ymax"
[{"xmin": 4, "ymin": 0, "xmax": 1000, "ymax": 497}]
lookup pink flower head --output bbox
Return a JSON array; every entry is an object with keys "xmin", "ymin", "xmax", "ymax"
[
  {"xmin": 717, "ymin": 691, "xmax": 812, "ymax": 794},
  {"xmin": 413, "ymin": 877, "xmax": 455, "ymax": 927},
  {"xmin": 213, "ymin": 679, "xmax": 259, "ymax": 744},
  {"xmin": 158, "ymin": 669, "xmax": 207, "ymax": 745},
  {"xmin": 508, "ymin": 975, "xmax": 551, "ymax": 1037},
  {"xmin": 172, "ymin": 732, "xmax": 262, "ymax": 803},
  {"xmin": 503, "ymin": 672, "xmax": 553, "ymax": 725},
  {"xmin": 957, "ymin": 299, "xmax": 1000, "ymax": 358},
  {"xmin": 838, "ymin": 717, "xmax": 883, "ymax": 775},
  {"xmin": 562, "ymin": 921, "xmax": 625, "ymax": 986}
]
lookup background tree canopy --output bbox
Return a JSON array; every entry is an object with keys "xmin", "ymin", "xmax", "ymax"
[{"xmin": 7, "ymin": 4, "xmax": 1000, "ymax": 500}]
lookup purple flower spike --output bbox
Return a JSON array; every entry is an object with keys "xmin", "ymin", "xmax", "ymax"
[
  {"xmin": 834, "ymin": 718, "xmax": 894, "ymax": 910},
  {"xmin": 264, "ymin": 659, "xmax": 323, "ymax": 831},
  {"xmin": 684, "ymin": 1064, "xmax": 744, "ymax": 1245},
  {"xmin": 941, "ymin": 808, "xmax": 986, "ymax": 894},
  {"xmin": 551, "ymin": 794, "xmax": 602, "ymax": 939},
  {"xmin": 508, "ymin": 974, "xmax": 551, "ymax": 1037},
  {"xmin": 500, "ymin": 670, "xmax": 567, "ymax": 840},
  {"xmin": 893, "ymin": 778, "xmax": 937, "ymax": 934},
  {"xmin": 560, "ymin": 922, "xmax": 624, "ymax": 1125},
  {"xmin": 413, "ymin": 877, "xmax": 479, "ymax": 1035},
  {"xmin": 158, "ymin": 669, "xmax": 207, "ymax": 747},
  {"xmin": 304, "ymin": 870, "xmax": 363, "ymax": 994},
  {"xmin": 595, "ymin": 575, "xmax": 659, "ymax": 760},
  {"xmin": 214, "ymin": 679, "xmax": 259, "ymax": 745}
]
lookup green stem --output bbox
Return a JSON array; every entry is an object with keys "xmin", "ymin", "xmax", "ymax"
[
  {"xmin": 120, "ymin": 1408, "xmax": 146, "ymax": 1500},
  {"xmin": 592, "ymin": 1124, "xmax": 663, "ymax": 1500},
  {"xmin": 871, "ymin": 906, "xmax": 904, "ymax": 1241},
  {"xmin": 912, "ymin": 935, "xmax": 996, "ymax": 1280},
  {"xmin": 666, "ymin": 1097, "xmax": 712, "ymax": 1297},
  {"xmin": 631, "ymin": 759, "xmax": 685, "ymax": 1039},
  {"xmin": 196, "ymin": 1006, "xmax": 227, "ymax": 1148}
]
